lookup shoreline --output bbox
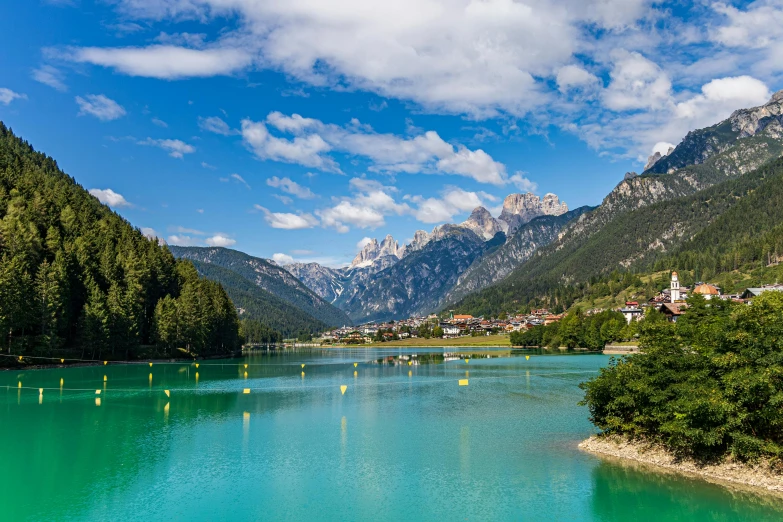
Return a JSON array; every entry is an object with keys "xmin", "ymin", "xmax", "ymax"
[
  {"xmin": 579, "ymin": 435, "xmax": 783, "ymax": 494},
  {"xmin": 1, "ymin": 351, "xmax": 243, "ymax": 372}
]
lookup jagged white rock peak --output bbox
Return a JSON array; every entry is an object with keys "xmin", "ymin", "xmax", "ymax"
[
  {"xmin": 498, "ymin": 193, "xmax": 568, "ymax": 234},
  {"xmin": 350, "ymin": 234, "xmax": 402, "ymax": 268}
]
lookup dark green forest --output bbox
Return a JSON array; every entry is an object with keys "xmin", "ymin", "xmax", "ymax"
[
  {"xmin": 454, "ymin": 157, "xmax": 783, "ymax": 317},
  {"xmin": 189, "ymin": 260, "xmax": 332, "ymax": 337},
  {"xmin": 0, "ymin": 122, "xmax": 241, "ymax": 362},
  {"xmin": 581, "ymin": 293, "xmax": 783, "ymax": 463}
]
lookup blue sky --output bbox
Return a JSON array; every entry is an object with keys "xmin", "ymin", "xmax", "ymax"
[{"xmin": 1, "ymin": 0, "xmax": 781, "ymax": 266}]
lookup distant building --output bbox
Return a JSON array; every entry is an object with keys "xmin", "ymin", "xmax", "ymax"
[
  {"xmin": 740, "ymin": 285, "xmax": 783, "ymax": 301},
  {"xmin": 692, "ymin": 283, "xmax": 720, "ymax": 300},
  {"xmin": 659, "ymin": 302, "xmax": 687, "ymax": 322},
  {"xmin": 619, "ymin": 306, "xmax": 643, "ymax": 324}
]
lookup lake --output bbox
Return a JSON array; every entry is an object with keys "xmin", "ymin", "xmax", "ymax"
[{"xmin": 2, "ymin": 349, "xmax": 782, "ymax": 521}]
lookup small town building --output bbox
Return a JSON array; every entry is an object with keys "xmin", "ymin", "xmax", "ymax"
[
  {"xmin": 692, "ymin": 283, "xmax": 720, "ymax": 300},
  {"xmin": 619, "ymin": 306, "xmax": 643, "ymax": 324},
  {"xmin": 658, "ymin": 302, "xmax": 687, "ymax": 322}
]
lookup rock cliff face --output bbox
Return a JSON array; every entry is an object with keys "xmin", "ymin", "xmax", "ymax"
[
  {"xmin": 460, "ymin": 206, "xmax": 504, "ymax": 240},
  {"xmin": 351, "ymin": 234, "xmax": 403, "ymax": 268},
  {"xmin": 498, "ymin": 193, "xmax": 569, "ymax": 233}
]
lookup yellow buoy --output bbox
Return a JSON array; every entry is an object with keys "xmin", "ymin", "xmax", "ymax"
[
  {"xmin": 243, "ymin": 388, "xmax": 251, "ymax": 394},
  {"xmin": 301, "ymin": 364, "xmax": 305, "ymax": 369},
  {"xmin": 244, "ymin": 364, "xmax": 248, "ymax": 369},
  {"xmin": 340, "ymin": 385, "xmax": 347, "ymax": 395},
  {"xmin": 18, "ymin": 356, "xmax": 22, "ymax": 362},
  {"xmin": 465, "ymin": 359, "xmax": 470, "ymax": 364},
  {"xmin": 60, "ymin": 359, "xmax": 64, "ymax": 364},
  {"xmin": 104, "ymin": 361, "xmax": 107, "ymax": 365},
  {"xmin": 195, "ymin": 372, "xmax": 199, "ymax": 383},
  {"xmin": 195, "ymin": 363, "xmax": 199, "ymax": 369},
  {"xmin": 408, "ymin": 361, "xmax": 412, "ymax": 366},
  {"xmin": 353, "ymin": 363, "xmax": 358, "ymax": 368},
  {"xmin": 164, "ymin": 402, "xmax": 170, "ymax": 416},
  {"xmin": 164, "ymin": 390, "xmax": 170, "ymax": 398},
  {"xmin": 244, "ymin": 371, "xmax": 248, "ymax": 379},
  {"xmin": 95, "ymin": 389, "xmax": 101, "ymax": 395},
  {"xmin": 103, "ymin": 375, "xmax": 107, "ymax": 382},
  {"xmin": 39, "ymin": 388, "xmax": 43, "ymax": 395},
  {"xmin": 301, "ymin": 371, "xmax": 305, "ymax": 378},
  {"xmin": 525, "ymin": 355, "xmax": 530, "ymax": 360},
  {"xmin": 149, "ymin": 362, "xmax": 153, "ymax": 367},
  {"xmin": 95, "ymin": 398, "xmax": 101, "ymax": 407},
  {"xmin": 18, "ymin": 382, "xmax": 21, "ymax": 389},
  {"xmin": 459, "ymin": 379, "xmax": 469, "ymax": 386},
  {"xmin": 60, "ymin": 378, "xmax": 63, "ymax": 387}
]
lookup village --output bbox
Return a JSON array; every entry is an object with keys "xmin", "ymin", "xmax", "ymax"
[{"xmin": 317, "ymin": 272, "xmax": 783, "ymax": 344}]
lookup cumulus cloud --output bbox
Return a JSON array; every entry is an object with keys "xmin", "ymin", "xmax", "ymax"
[
  {"xmin": 0, "ymin": 88, "xmax": 26, "ymax": 105},
  {"xmin": 166, "ymin": 234, "xmax": 200, "ymax": 246},
  {"xmin": 32, "ymin": 65, "xmax": 67, "ymax": 91},
  {"xmin": 241, "ymin": 113, "xmax": 510, "ymax": 185},
  {"xmin": 255, "ymin": 205, "xmax": 319, "ymax": 230},
  {"xmin": 272, "ymin": 253, "xmax": 295, "ymax": 265},
  {"xmin": 76, "ymin": 94, "xmax": 126, "ymax": 121},
  {"xmin": 356, "ymin": 237, "xmax": 373, "ymax": 251},
  {"xmin": 205, "ymin": 234, "xmax": 236, "ymax": 247},
  {"xmin": 266, "ymin": 176, "xmax": 316, "ymax": 199},
  {"xmin": 316, "ymin": 177, "xmax": 409, "ymax": 232},
  {"xmin": 556, "ymin": 65, "xmax": 599, "ymax": 93},
  {"xmin": 89, "ymin": 188, "xmax": 132, "ymax": 207},
  {"xmin": 602, "ymin": 50, "xmax": 672, "ymax": 112},
  {"xmin": 138, "ymin": 137, "xmax": 196, "ymax": 158},
  {"xmin": 405, "ymin": 187, "xmax": 493, "ymax": 224}
]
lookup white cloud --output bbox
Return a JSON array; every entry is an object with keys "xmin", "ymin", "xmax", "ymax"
[
  {"xmin": 273, "ymin": 194, "xmax": 293, "ymax": 205},
  {"xmin": 266, "ymin": 176, "xmax": 316, "ymax": 199},
  {"xmin": 556, "ymin": 65, "xmax": 599, "ymax": 93},
  {"xmin": 89, "ymin": 188, "xmax": 132, "ymax": 207},
  {"xmin": 138, "ymin": 137, "xmax": 196, "ymax": 158},
  {"xmin": 602, "ymin": 50, "xmax": 672, "ymax": 112},
  {"xmin": 201, "ymin": 161, "xmax": 217, "ymax": 169},
  {"xmin": 140, "ymin": 227, "xmax": 158, "ymax": 239},
  {"xmin": 405, "ymin": 187, "xmax": 492, "ymax": 224},
  {"xmin": 64, "ymin": 45, "xmax": 253, "ymax": 79},
  {"xmin": 255, "ymin": 205, "xmax": 319, "ymax": 230},
  {"xmin": 356, "ymin": 237, "xmax": 373, "ymax": 251},
  {"xmin": 171, "ymin": 226, "xmax": 205, "ymax": 235},
  {"xmin": 151, "ymin": 117, "xmax": 168, "ymax": 127},
  {"xmin": 205, "ymin": 234, "xmax": 236, "ymax": 247},
  {"xmin": 241, "ymin": 113, "xmax": 511, "ymax": 185},
  {"xmin": 32, "ymin": 65, "xmax": 67, "ymax": 91},
  {"xmin": 509, "ymin": 173, "xmax": 538, "ymax": 193},
  {"xmin": 76, "ymin": 94, "xmax": 126, "ymax": 121},
  {"xmin": 230, "ymin": 173, "xmax": 251, "ymax": 189},
  {"xmin": 272, "ymin": 253, "xmax": 295, "ymax": 265},
  {"xmin": 241, "ymin": 119, "xmax": 339, "ymax": 172},
  {"xmin": 199, "ymin": 116, "xmax": 233, "ymax": 135},
  {"xmin": 711, "ymin": 1, "xmax": 783, "ymax": 49},
  {"xmin": 673, "ymin": 76, "xmax": 770, "ymax": 120},
  {"xmin": 0, "ymin": 88, "xmax": 27, "ymax": 105},
  {"xmin": 167, "ymin": 234, "xmax": 199, "ymax": 246},
  {"xmin": 316, "ymin": 201, "xmax": 386, "ymax": 233}
]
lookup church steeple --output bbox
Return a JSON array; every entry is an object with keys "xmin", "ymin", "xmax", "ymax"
[{"xmin": 671, "ymin": 271, "xmax": 680, "ymax": 302}]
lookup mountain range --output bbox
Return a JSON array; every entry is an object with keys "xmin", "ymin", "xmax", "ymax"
[
  {"xmin": 281, "ymin": 192, "xmax": 574, "ymax": 322},
  {"xmin": 5, "ymin": 89, "xmax": 783, "ymax": 341}
]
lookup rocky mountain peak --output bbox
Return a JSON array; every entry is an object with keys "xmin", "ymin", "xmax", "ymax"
[
  {"xmin": 730, "ymin": 91, "xmax": 783, "ymax": 139},
  {"xmin": 351, "ymin": 235, "xmax": 403, "ymax": 268},
  {"xmin": 770, "ymin": 90, "xmax": 783, "ymax": 104},
  {"xmin": 645, "ymin": 147, "xmax": 675, "ymax": 171},
  {"xmin": 460, "ymin": 206, "xmax": 504, "ymax": 240},
  {"xmin": 498, "ymin": 192, "xmax": 569, "ymax": 234}
]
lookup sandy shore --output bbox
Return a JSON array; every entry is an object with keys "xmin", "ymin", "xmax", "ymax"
[{"xmin": 580, "ymin": 435, "xmax": 783, "ymax": 494}]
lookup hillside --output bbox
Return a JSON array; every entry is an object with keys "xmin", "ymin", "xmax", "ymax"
[
  {"xmin": 189, "ymin": 260, "xmax": 336, "ymax": 337},
  {"xmin": 170, "ymin": 246, "xmax": 352, "ymax": 327},
  {"xmin": 454, "ymin": 156, "xmax": 783, "ymax": 316},
  {"xmin": 450, "ymin": 92, "xmax": 783, "ymax": 316},
  {"xmin": 0, "ymin": 122, "xmax": 240, "ymax": 360}
]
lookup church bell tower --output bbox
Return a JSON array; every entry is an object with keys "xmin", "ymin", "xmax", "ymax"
[{"xmin": 671, "ymin": 271, "xmax": 680, "ymax": 302}]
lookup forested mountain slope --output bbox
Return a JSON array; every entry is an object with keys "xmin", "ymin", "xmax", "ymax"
[
  {"xmin": 0, "ymin": 122, "xmax": 240, "ymax": 361},
  {"xmin": 443, "ymin": 207, "xmax": 592, "ymax": 305},
  {"xmin": 449, "ymin": 92, "xmax": 783, "ymax": 316},
  {"xmin": 170, "ymin": 246, "xmax": 351, "ymax": 327},
  {"xmin": 453, "ymin": 157, "xmax": 783, "ymax": 316},
  {"xmin": 189, "ymin": 261, "xmax": 336, "ymax": 336}
]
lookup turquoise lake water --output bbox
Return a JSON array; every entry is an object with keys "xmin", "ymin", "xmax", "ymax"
[{"xmin": 2, "ymin": 349, "xmax": 782, "ymax": 521}]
